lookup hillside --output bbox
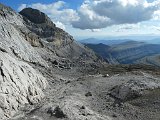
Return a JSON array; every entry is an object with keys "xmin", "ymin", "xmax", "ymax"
[{"xmin": 0, "ymin": 4, "xmax": 103, "ymax": 120}]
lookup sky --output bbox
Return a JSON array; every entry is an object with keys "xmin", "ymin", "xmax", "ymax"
[{"xmin": 1, "ymin": 0, "xmax": 160, "ymax": 40}]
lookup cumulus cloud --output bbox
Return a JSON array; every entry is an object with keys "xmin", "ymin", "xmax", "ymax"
[
  {"xmin": 29, "ymin": 1, "xmax": 79, "ymax": 24},
  {"xmin": 71, "ymin": 1, "xmax": 111, "ymax": 29},
  {"xmin": 18, "ymin": 4, "xmax": 27, "ymax": 11},
  {"xmin": 18, "ymin": 0, "xmax": 160, "ymax": 30},
  {"xmin": 153, "ymin": 10, "xmax": 160, "ymax": 20},
  {"xmin": 54, "ymin": 21, "xmax": 66, "ymax": 30},
  {"xmin": 149, "ymin": 25, "xmax": 160, "ymax": 31},
  {"xmin": 71, "ymin": 0, "xmax": 160, "ymax": 30}
]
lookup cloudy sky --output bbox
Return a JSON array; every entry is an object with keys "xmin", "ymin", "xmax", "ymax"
[{"xmin": 1, "ymin": 0, "xmax": 160, "ymax": 39}]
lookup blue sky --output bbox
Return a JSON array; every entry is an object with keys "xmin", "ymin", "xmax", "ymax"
[
  {"xmin": 1, "ymin": 0, "xmax": 160, "ymax": 40},
  {"xmin": 0, "ymin": 0, "xmax": 83, "ymax": 10}
]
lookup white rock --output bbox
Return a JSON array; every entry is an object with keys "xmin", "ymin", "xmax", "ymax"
[{"xmin": 0, "ymin": 51, "xmax": 47, "ymax": 119}]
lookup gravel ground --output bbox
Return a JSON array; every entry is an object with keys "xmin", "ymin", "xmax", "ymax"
[{"xmin": 10, "ymin": 65, "xmax": 160, "ymax": 120}]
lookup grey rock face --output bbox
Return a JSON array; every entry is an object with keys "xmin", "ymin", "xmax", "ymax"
[
  {"xmin": 0, "ymin": 5, "xmax": 47, "ymax": 66},
  {"xmin": 20, "ymin": 8, "xmax": 55, "ymax": 26},
  {"xmin": 0, "ymin": 52, "xmax": 47, "ymax": 120},
  {"xmin": 19, "ymin": 7, "xmax": 99, "ymax": 62},
  {"xmin": 0, "ymin": 4, "xmax": 48, "ymax": 119},
  {"xmin": 19, "ymin": 8, "xmax": 73, "ymax": 49}
]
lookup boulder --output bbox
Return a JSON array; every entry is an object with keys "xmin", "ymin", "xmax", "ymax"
[
  {"xmin": 110, "ymin": 79, "xmax": 160, "ymax": 101},
  {"xmin": 47, "ymin": 106, "xmax": 66, "ymax": 118}
]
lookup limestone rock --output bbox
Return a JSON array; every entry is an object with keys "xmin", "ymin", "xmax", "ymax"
[
  {"xmin": 0, "ymin": 4, "xmax": 47, "ymax": 66},
  {"xmin": 0, "ymin": 4, "xmax": 48, "ymax": 119},
  {"xmin": 0, "ymin": 52, "xmax": 47, "ymax": 120}
]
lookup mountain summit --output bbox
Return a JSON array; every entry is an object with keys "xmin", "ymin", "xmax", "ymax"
[{"xmin": 20, "ymin": 8, "xmax": 55, "ymax": 26}]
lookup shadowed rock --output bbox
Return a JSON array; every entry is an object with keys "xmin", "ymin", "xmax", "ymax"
[
  {"xmin": 19, "ymin": 8, "xmax": 55, "ymax": 27},
  {"xmin": 47, "ymin": 106, "xmax": 66, "ymax": 118}
]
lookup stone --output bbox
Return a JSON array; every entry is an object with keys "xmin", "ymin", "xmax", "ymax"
[
  {"xmin": 85, "ymin": 92, "xmax": 92, "ymax": 97},
  {"xmin": 110, "ymin": 79, "xmax": 160, "ymax": 101},
  {"xmin": 0, "ymin": 5, "xmax": 48, "ymax": 119},
  {"xmin": 47, "ymin": 106, "xmax": 66, "ymax": 118},
  {"xmin": 0, "ymin": 52, "xmax": 47, "ymax": 119}
]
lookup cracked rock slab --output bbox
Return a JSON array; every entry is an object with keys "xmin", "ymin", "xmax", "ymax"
[{"xmin": 0, "ymin": 52, "xmax": 47, "ymax": 120}]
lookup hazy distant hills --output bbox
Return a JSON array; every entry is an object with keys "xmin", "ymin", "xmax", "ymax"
[
  {"xmin": 85, "ymin": 41, "xmax": 160, "ymax": 66},
  {"xmin": 80, "ymin": 38, "xmax": 133, "ymax": 45},
  {"xmin": 80, "ymin": 37, "xmax": 160, "ymax": 45},
  {"xmin": 147, "ymin": 38, "xmax": 160, "ymax": 44}
]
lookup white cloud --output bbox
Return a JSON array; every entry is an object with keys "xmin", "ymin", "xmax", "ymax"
[
  {"xmin": 91, "ymin": 29, "xmax": 101, "ymax": 32},
  {"xmin": 18, "ymin": 4, "xmax": 27, "ymax": 11},
  {"xmin": 72, "ymin": 1, "xmax": 111, "ymax": 30},
  {"xmin": 115, "ymin": 24, "xmax": 140, "ymax": 32},
  {"xmin": 147, "ymin": 25, "xmax": 160, "ymax": 31},
  {"xmin": 153, "ymin": 10, "xmax": 160, "ymax": 20},
  {"xmin": 55, "ymin": 21, "xmax": 66, "ymax": 30},
  {"xmin": 71, "ymin": 0, "xmax": 160, "ymax": 30},
  {"xmin": 30, "ymin": 1, "xmax": 65, "ymax": 11},
  {"xmin": 30, "ymin": 1, "xmax": 79, "ymax": 24},
  {"xmin": 18, "ymin": 0, "xmax": 160, "ymax": 31}
]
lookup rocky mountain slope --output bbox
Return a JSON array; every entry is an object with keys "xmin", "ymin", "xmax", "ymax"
[
  {"xmin": 0, "ymin": 4, "xmax": 48, "ymax": 119},
  {"xmin": 0, "ymin": 3, "xmax": 101, "ymax": 120}
]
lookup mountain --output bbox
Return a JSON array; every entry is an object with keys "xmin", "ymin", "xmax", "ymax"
[
  {"xmin": 86, "ymin": 41, "xmax": 160, "ymax": 65},
  {"xmin": 80, "ymin": 38, "xmax": 132, "ymax": 45},
  {"xmin": 110, "ymin": 41, "xmax": 160, "ymax": 64},
  {"xmin": 136, "ymin": 54, "xmax": 160, "ymax": 67},
  {"xmin": 80, "ymin": 37, "xmax": 160, "ymax": 45},
  {"xmin": 145, "ymin": 38, "xmax": 160, "ymax": 44},
  {"xmin": 84, "ymin": 43, "xmax": 110, "ymax": 62}
]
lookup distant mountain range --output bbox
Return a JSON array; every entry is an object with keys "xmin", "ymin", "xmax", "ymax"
[
  {"xmin": 147, "ymin": 38, "xmax": 160, "ymax": 44},
  {"xmin": 80, "ymin": 38, "xmax": 133, "ymax": 45},
  {"xmin": 80, "ymin": 38, "xmax": 160, "ymax": 45},
  {"xmin": 85, "ymin": 41, "xmax": 160, "ymax": 66}
]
